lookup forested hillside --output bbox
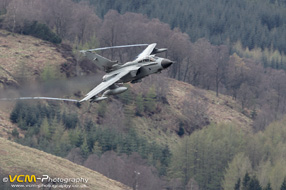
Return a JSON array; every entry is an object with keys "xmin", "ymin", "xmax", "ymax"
[
  {"xmin": 89, "ymin": 0, "xmax": 286, "ymax": 52},
  {"xmin": 2, "ymin": 0, "xmax": 284, "ymax": 131},
  {"xmin": 0, "ymin": 29, "xmax": 253, "ymax": 189},
  {"xmin": 89, "ymin": 0, "xmax": 286, "ymax": 70},
  {"xmin": 170, "ymin": 118, "xmax": 286, "ymax": 190},
  {"xmin": 1, "ymin": 0, "xmax": 286, "ymax": 190}
]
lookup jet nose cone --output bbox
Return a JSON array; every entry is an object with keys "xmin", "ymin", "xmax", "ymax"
[{"xmin": 161, "ymin": 59, "xmax": 173, "ymax": 69}]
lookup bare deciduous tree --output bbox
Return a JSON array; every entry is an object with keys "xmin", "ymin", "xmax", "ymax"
[
  {"xmin": 4, "ymin": 0, "xmax": 101, "ymax": 44},
  {"xmin": 188, "ymin": 38, "xmax": 213, "ymax": 88},
  {"xmin": 84, "ymin": 151, "xmax": 165, "ymax": 190},
  {"xmin": 0, "ymin": 0, "xmax": 10, "ymax": 13},
  {"xmin": 210, "ymin": 45, "xmax": 229, "ymax": 97},
  {"xmin": 73, "ymin": 1, "xmax": 101, "ymax": 44},
  {"xmin": 181, "ymin": 91, "xmax": 209, "ymax": 134}
]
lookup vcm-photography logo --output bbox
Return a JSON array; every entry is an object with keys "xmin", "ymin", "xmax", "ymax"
[
  {"xmin": 3, "ymin": 175, "xmax": 37, "ymax": 183},
  {"xmin": 2, "ymin": 174, "xmax": 88, "ymax": 184}
]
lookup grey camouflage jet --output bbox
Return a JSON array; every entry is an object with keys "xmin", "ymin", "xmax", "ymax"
[{"xmin": 79, "ymin": 43, "xmax": 173, "ymax": 103}]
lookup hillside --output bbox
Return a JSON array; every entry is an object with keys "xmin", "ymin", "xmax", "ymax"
[
  {"xmin": 1, "ymin": 0, "xmax": 286, "ymax": 188},
  {"xmin": 0, "ymin": 30, "xmax": 252, "ymax": 144},
  {"xmin": 0, "ymin": 29, "xmax": 77, "ymax": 138},
  {"xmin": 0, "ymin": 137, "xmax": 130, "ymax": 190},
  {"xmin": 0, "ymin": 29, "xmax": 75, "ymax": 87},
  {"xmin": 0, "ymin": 30, "xmax": 255, "ymax": 190},
  {"xmin": 129, "ymin": 77, "xmax": 252, "ymax": 147}
]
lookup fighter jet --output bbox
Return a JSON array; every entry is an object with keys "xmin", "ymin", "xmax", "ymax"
[{"xmin": 79, "ymin": 43, "xmax": 173, "ymax": 103}]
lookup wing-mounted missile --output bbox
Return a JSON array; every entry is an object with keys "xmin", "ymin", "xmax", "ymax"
[
  {"xmin": 89, "ymin": 86, "xmax": 127, "ymax": 102},
  {"xmin": 90, "ymin": 96, "xmax": 108, "ymax": 102},
  {"xmin": 102, "ymin": 86, "xmax": 128, "ymax": 96},
  {"xmin": 151, "ymin": 48, "xmax": 167, "ymax": 55}
]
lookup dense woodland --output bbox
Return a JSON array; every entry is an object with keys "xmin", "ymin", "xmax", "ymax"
[
  {"xmin": 8, "ymin": 102, "xmax": 286, "ymax": 190},
  {"xmin": 89, "ymin": 0, "xmax": 286, "ymax": 52},
  {"xmin": 9, "ymin": 99, "xmax": 171, "ymax": 189},
  {"xmin": 1, "ymin": 0, "xmax": 286, "ymax": 189},
  {"xmin": 89, "ymin": 0, "xmax": 286, "ymax": 68}
]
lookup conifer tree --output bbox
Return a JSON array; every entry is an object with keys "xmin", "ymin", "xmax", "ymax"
[
  {"xmin": 264, "ymin": 182, "xmax": 272, "ymax": 190},
  {"xmin": 234, "ymin": 178, "xmax": 241, "ymax": 190},
  {"xmin": 92, "ymin": 141, "xmax": 102, "ymax": 155},
  {"xmin": 124, "ymin": 104, "xmax": 134, "ymax": 128},
  {"xmin": 39, "ymin": 118, "xmax": 51, "ymax": 139},
  {"xmin": 97, "ymin": 102, "xmax": 107, "ymax": 118},
  {"xmin": 10, "ymin": 102, "xmax": 23, "ymax": 123},
  {"xmin": 248, "ymin": 176, "xmax": 262, "ymax": 190},
  {"xmin": 80, "ymin": 137, "xmax": 89, "ymax": 158},
  {"xmin": 242, "ymin": 172, "xmax": 250, "ymax": 190},
  {"xmin": 135, "ymin": 94, "xmax": 144, "ymax": 116},
  {"xmin": 281, "ymin": 178, "xmax": 286, "ymax": 190},
  {"xmin": 222, "ymin": 153, "xmax": 252, "ymax": 190}
]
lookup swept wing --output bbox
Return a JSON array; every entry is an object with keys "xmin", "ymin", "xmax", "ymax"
[
  {"xmin": 135, "ymin": 43, "xmax": 157, "ymax": 61},
  {"xmin": 81, "ymin": 44, "xmax": 148, "ymax": 71},
  {"xmin": 80, "ymin": 65, "xmax": 140, "ymax": 102},
  {"xmin": 79, "ymin": 71, "xmax": 128, "ymax": 102}
]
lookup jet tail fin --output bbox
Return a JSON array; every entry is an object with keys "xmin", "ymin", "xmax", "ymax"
[{"xmin": 84, "ymin": 52, "xmax": 118, "ymax": 71}]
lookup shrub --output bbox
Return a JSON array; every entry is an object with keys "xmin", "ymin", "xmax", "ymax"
[{"xmin": 23, "ymin": 21, "xmax": 61, "ymax": 44}]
